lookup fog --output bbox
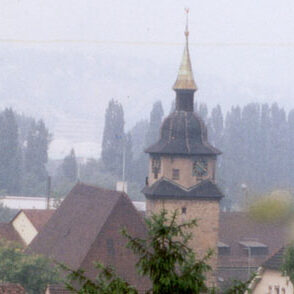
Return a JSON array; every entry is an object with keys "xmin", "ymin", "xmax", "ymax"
[{"xmin": 0, "ymin": 0, "xmax": 294, "ymax": 158}]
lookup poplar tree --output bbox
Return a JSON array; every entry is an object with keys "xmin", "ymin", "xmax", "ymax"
[
  {"xmin": 23, "ymin": 120, "xmax": 50, "ymax": 194},
  {"xmin": 101, "ymin": 99, "xmax": 125, "ymax": 176},
  {"xmin": 62, "ymin": 149, "xmax": 78, "ymax": 182},
  {"xmin": 145, "ymin": 101, "xmax": 164, "ymax": 148},
  {"xmin": 0, "ymin": 108, "xmax": 21, "ymax": 194}
]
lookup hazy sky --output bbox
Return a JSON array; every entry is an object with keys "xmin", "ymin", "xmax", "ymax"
[
  {"xmin": 1, "ymin": 0, "xmax": 294, "ymax": 158},
  {"xmin": 1, "ymin": 0, "xmax": 294, "ymax": 43}
]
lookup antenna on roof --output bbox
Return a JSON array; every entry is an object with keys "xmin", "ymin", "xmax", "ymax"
[{"xmin": 46, "ymin": 176, "xmax": 51, "ymax": 209}]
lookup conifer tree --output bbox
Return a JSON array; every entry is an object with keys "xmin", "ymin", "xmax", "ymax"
[
  {"xmin": 145, "ymin": 101, "xmax": 164, "ymax": 148},
  {"xmin": 0, "ymin": 108, "xmax": 21, "ymax": 194},
  {"xmin": 63, "ymin": 210, "xmax": 251, "ymax": 293},
  {"xmin": 23, "ymin": 120, "xmax": 50, "ymax": 194},
  {"xmin": 62, "ymin": 149, "xmax": 78, "ymax": 182},
  {"xmin": 101, "ymin": 99, "xmax": 125, "ymax": 176}
]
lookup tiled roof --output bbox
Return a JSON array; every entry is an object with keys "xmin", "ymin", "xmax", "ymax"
[
  {"xmin": 0, "ymin": 223, "xmax": 23, "ymax": 244},
  {"xmin": 28, "ymin": 183, "xmax": 127, "ymax": 268},
  {"xmin": 28, "ymin": 183, "xmax": 150, "ymax": 291},
  {"xmin": 145, "ymin": 111, "xmax": 220, "ymax": 156},
  {"xmin": 262, "ymin": 247, "xmax": 285, "ymax": 270},
  {"xmin": 0, "ymin": 284, "xmax": 25, "ymax": 294},
  {"xmin": 18, "ymin": 209, "xmax": 54, "ymax": 231},
  {"xmin": 239, "ymin": 241, "xmax": 268, "ymax": 248},
  {"xmin": 143, "ymin": 178, "xmax": 224, "ymax": 200},
  {"xmin": 217, "ymin": 212, "xmax": 287, "ymax": 284}
]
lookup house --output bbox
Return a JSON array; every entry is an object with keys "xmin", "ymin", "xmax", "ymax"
[
  {"xmin": 28, "ymin": 183, "xmax": 150, "ymax": 292},
  {"xmin": 217, "ymin": 212, "xmax": 287, "ymax": 287},
  {"xmin": 11, "ymin": 209, "xmax": 55, "ymax": 246},
  {"xmin": 0, "ymin": 223, "xmax": 23, "ymax": 245},
  {"xmin": 249, "ymin": 247, "xmax": 294, "ymax": 293},
  {"xmin": 0, "ymin": 284, "xmax": 25, "ymax": 294}
]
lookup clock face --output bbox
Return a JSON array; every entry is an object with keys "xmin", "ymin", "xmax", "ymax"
[{"xmin": 193, "ymin": 158, "xmax": 208, "ymax": 177}]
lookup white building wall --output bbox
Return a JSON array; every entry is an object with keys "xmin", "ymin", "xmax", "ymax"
[
  {"xmin": 12, "ymin": 212, "xmax": 38, "ymax": 245},
  {"xmin": 252, "ymin": 269, "xmax": 293, "ymax": 294},
  {"xmin": 0, "ymin": 196, "xmax": 61, "ymax": 210}
]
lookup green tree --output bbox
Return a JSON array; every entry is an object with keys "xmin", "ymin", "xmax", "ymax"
[
  {"xmin": 0, "ymin": 239, "xmax": 60, "ymax": 294},
  {"xmin": 63, "ymin": 210, "xmax": 251, "ymax": 293},
  {"xmin": 122, "ymin": 210, "xmax": 211, "ymax": 294},
  {"xmin": 62, "ymin": 149, "xmax": 78, "ymax": 182},
  {"xmin": 24, "ymin": 120, "xmax": 50, "ymax": 181},
  {"xmin": 282, "ymin": 244, "xmax": 294, "ymax": 285},
  {"xmin": 0, "ymin": 108, "xmax": 21, "ymax": 194},
  {"xmin": 23, "ymin": 120, "xmax": 51, "ymax": 195},
  {"xmin": 145, "ymin": 101, "xmax": 164, "ymax": 148},
  {"xmin": 0, "ymin": 203, "xmax": 17, "ymax": 222},
  {"xmin": 101, "ymin": 99, "xmax": 125, "ymax": 176}
]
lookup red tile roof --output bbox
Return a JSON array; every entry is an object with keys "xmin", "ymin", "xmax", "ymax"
[
  {"xmin": 217, "ymin": 211, "xmax": 287, "ymax": 283},
  {"xmin": 0, "ymin": 223, "xmax": 23, "ymax": 244},
  {"xmin": 28, "ymin": 183, "xmax": 150, "ymax": 291},
  {"xmin": 0, "ymin": 284, "xmax": 25, "ymax": 294},
  {"xmin": 20, "ymin": 209, "xmax": 55, "ymax": 231}
]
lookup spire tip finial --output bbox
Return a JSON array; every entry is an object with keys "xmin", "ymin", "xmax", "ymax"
[{"xmin": 185, "ymin": 8, "xmax": 189, "ymax": 38}]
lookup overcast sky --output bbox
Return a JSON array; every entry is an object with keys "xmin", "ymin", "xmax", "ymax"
[{"xmin": 1, "ymin": 0, "xmax": 294, "ymax": 158}]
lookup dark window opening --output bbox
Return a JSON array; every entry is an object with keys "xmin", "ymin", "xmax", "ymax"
[
  {"xmin": 249, "ymin": 247, "xmax": 268, "ymax": 256},
  {"xmin": 239, "ymin": 241, "xmax": 268, "ymax": 256},
  {"xmin": 106, "ymin": 239, "xmax": 115, "ymax": 256},
  {"xmin": 172, "ymin": 169, "xmax": 180, "ymax": 180},
  {"xmin": 182, "ymin": 207, "xmax": 187, "ymax": 214},
  {"xmin": 152, "ymin": 158, "xmax": 161, "ymax": 178},
  {"xmin": 218, "ymin": 247, "xmax": 231, "ymax": 256}
]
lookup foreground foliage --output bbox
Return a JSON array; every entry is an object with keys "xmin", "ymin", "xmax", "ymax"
[
  {"xmin": 282, "ymin": 243, "xmax": 294, "ymax": 286},
  {"xmin": 0, "ymin": 239, "xmax": 60, "ymax": 294},
  {"xmin": 63, "ymin": 210, "xmax": 252, "ymax": 293}
]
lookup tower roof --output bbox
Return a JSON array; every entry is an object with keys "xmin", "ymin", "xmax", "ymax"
[
  {"xmin": 145, "ymin": 111, "xmax": 221, "ymax": 155},
  {"xmin": 173, "ymin": 9, "xmax": 197, "ymax": 91}
]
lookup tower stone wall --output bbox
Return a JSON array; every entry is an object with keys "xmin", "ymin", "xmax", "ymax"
[{"xmin": 143, "ymin": 17, "xmax": 223, "ymax": 286}]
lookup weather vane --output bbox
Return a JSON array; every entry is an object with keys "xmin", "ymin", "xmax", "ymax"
[{"xmin": 185, "ymin": 8, "xmax": 189, "ymax": 38}]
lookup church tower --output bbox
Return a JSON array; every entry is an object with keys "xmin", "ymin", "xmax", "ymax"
[{"xmin": 142, "ymin": 11, "xmax": 223, "ymax": 281}]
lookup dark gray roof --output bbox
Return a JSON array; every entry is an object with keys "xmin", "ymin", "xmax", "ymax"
[
  {"xmin": 142, "ymin": 178, "xmax": 224, "ymax": 200},
  {"xmin": 262, "ymin": 247, "xmax": 285, "ymax": 270},
  {"xmin": 145, "ymin": 111, "xmax": 221, "ymax": 156}
]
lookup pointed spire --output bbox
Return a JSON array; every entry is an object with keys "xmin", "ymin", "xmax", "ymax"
[{"xmin": 173, "ymin": 8, "xmax": 197, "ymax": 92}]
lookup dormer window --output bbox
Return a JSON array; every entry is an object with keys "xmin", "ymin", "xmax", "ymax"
[
  {"xmin": 172, "ymin": 169, "xmax": 180, "ymax": 180},
  {"xmin": 218, "ymin": 242, "xmax": 231, "ymax": 256},
  {"xmin": 239, "ymin": 241, "xmax": 268, "ymax": 256}
]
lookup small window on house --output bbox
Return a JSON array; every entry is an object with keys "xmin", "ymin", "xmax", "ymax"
[
  {"xmin": 172, "ymin": 169, "xmax": 180, "ymax": 180},
  {"xmin": 239, "ymin": 241, "xmax": 268, "ymax": 256},
  {"xmin": 182, "ymin": 207, "xmax": 187, "ymax": 214},
  {"xmin": 106, "ymin": 239, "xmax": 115, "ymax": 256},
  {"xmin": 218, "ymin": 246, "xmax": 231, "ymax": 256},
  {"xmin": 218, "ymin": 242, "xmax": 231, "ymax": 256}
]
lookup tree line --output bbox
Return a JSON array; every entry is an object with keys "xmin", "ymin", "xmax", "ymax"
[
  {"xmin": 101, "ymin": 100, "xmax": 294, "ymax": 206},
  {"xmin": 0, "ymin": 108, "xmax": 50, "ymax": 196},
  {"xmin": 2, "ymin": 100, "xmax": 293, "ymax": 206}
]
